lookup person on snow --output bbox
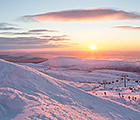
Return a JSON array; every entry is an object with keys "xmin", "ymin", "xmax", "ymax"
[{"xmin": 118, "ymin": 93, "xmax": 121, "ymax": 96}]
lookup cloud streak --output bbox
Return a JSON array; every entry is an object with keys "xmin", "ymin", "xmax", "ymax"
[
  {"xmin": 0, "ymin": 37, "xmax": 47, "ymax": 45},
  {"xmin": 0, "ymin": 27, "xmax": 19, "ymax": 30},
  {"xmin": 41, "ymin": 35, "xmax": 69, "ymax": 41},
  {"xmin": 0, "ymin": 32, "xmax": 41, "ymax": 35},
  {"xmin": 0, "ymin": 23, "xmax": 15, "ymax": 27},
  {"xmin": 0, "ymin": 36, "xmax": 69, "ymax": 45},
  {"xmin": 0, "ymin": 37, "xmax": 68, "ymax": 49},
  {"xmin": 23, "ymin": 8, "xmax": 140, "ymax": 22},
  {"xmin": 0, "ymin": 35, "xmax": 69, "ymax": 49},
  {"xmin": 29, "ymin": 29, "xmax": 59, "ymax": 32},
  {"xmin": 111, "ymin": 26, "xmax": 140, "ymax": 30},
  {"xmin": 0, "ymin": 22, "xmax": 20, "ymax": 30},
  {"xmin": 0, "ymin": 29, "xmax": 59, "ymax": 35}
]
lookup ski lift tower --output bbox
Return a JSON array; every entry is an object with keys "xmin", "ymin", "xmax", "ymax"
[
  {"xmin": 102, "ymin": 80, "xmax": 107, "ymax": 89},
  {"xmin": 121, "ymin": 73, "xmax": 128, "ymax": 87}
]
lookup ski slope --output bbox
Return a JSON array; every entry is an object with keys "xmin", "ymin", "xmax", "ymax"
[{"xmin": 0, "ymin": 58, "xmax": 140, "ymax": 119}]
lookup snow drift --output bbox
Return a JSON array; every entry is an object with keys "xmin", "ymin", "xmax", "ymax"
[{"xmin": 0, "ymin": 59, "xmax": 140, "ymax": 119}]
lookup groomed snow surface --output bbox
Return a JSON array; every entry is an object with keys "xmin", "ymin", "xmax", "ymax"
[{"xmin": 0, "ymin": 57, "xmax": 140, "ymax": 120}]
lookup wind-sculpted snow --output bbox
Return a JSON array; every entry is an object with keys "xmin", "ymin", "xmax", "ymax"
[{"xmin": 0, "ymin": 59, "xmax": 140, "ymax": 119}]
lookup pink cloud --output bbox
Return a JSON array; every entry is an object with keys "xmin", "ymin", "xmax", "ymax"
[
  {"xmin": 111, "ymin": 26, "xmax": 140, "ymax": 30},
  {"xmin": 24, "ymin": 8, "xmax": 140, "ymax": 22}
]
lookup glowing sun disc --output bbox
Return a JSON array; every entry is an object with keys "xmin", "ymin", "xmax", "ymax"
[{"xmin": 89, "ymin": 44, "xmax": 96, "ymax": 50}]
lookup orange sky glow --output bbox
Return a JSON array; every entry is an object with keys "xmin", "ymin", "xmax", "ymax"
[{"xmin": 0, "ymin": 0, "xmax": 140, "ymax": 59}]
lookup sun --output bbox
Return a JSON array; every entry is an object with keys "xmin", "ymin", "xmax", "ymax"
[{"xmin": 89, "ymin": 44, "xmax": 97, "ymax": 50}]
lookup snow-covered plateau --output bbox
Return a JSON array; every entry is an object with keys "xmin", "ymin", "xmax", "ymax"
[{"xmin": 0, "ymin": 56, "xmax": 140, "ymax": 120}]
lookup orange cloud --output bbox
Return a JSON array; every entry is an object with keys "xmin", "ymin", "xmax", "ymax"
[
  {"xmin": 23, "ymin": 8, "xmax": 140, "ymax": 22},
  {"xmin": 111, "ymin": 26, "xmax": 140, "ymax": 30}
]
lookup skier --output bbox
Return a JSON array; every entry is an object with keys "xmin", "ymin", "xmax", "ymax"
[
  {"xmin": 132, "ymin": 96, "xmax": 134, "ymax": 101},
  {"xmin": 134, "ymin": 97, "xmax": 137, "ymax": 101},
  {"xmin": 128, "ymin": 96, "xmax": 131, "ymax": 102},
  {"xmin": 118, "ymin": 93, "xmax": 121, "ymax": 96}
]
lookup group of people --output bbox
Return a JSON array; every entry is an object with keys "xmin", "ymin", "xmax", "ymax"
[
  {"xmin": 118, "ymin": 92, "xmax": 137, "ymax": 101},
  {"xmin": 128, "ymin": 96, "xmax": 137, "ymax": 102},
  {"xmin": 95, "ymin": 92, "xmax": 137, "ymax": 102}
]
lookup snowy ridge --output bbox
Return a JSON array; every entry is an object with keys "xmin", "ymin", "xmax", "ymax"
[{"xmin": 0, "ymin": 59, "xmax": 140, "ymax": 119}]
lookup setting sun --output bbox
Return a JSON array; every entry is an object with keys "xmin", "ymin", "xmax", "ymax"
[{"xmin": 89, "ymin": 44, "xmax": 97, "ymax": 50}]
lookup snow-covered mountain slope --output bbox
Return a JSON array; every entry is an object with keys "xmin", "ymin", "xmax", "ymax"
[{"xmin": 0, "ymin": 59, "xmax": 140, "ymax": 120}]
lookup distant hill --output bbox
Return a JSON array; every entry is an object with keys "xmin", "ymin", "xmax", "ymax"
[
  {"xmin": 39, "ymin": 56, "xmax": 140, "ymax": 72},
  {"xmin": 0, "ymin": 55, "xmax": 48, "ymax": 63}
]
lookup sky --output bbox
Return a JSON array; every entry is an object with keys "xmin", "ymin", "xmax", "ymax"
[{"xmin": 0, "ymin": 0, "xmax": 140, "ymax": 59}]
